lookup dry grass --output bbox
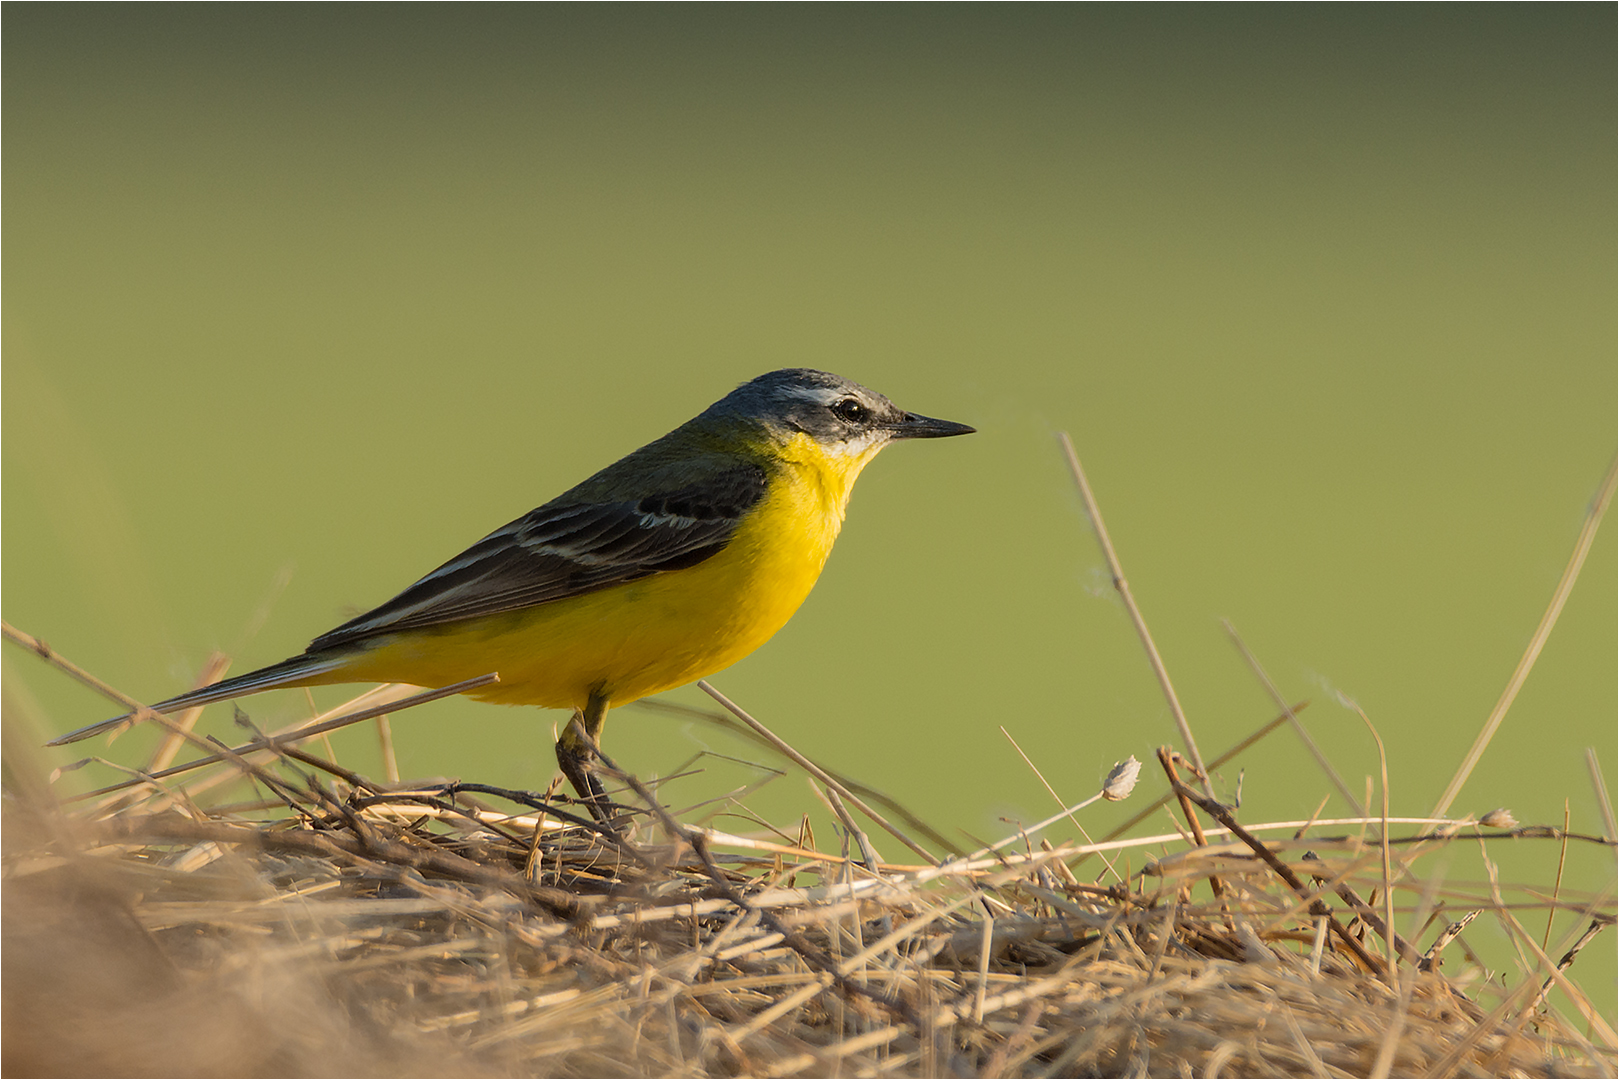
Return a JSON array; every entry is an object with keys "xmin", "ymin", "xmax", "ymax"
[{"xmin": 3, "ymin": 668, "xmax": 1613, "ymax": 1078}]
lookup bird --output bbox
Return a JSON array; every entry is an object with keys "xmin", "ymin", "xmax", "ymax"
[{"xmin": 49, "ymin": 368, "xmax": 974, "ymax": 810}]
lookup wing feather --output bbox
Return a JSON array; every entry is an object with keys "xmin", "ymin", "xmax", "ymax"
[{"xmin": 306, "ymin": 462, "xmax": 768, "ymax": 651}]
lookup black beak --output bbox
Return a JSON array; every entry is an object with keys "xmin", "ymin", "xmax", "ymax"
[{"xmin": 891, "ymin": 411, "xmax": 976, "ymax": 439}]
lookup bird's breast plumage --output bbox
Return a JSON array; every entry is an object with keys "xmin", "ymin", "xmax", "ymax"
[{"xmin": 336, "ymin": 433, "xmax": 866, "ymax": 710}]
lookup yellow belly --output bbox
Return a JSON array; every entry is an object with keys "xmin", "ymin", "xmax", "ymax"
[{"xmin": 321, "ymin": 437, "xmax": 852, "ymax": 710}]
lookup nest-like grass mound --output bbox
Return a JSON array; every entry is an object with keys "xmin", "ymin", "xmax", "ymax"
[{"xmin": 3, "ymin": 670, "xmax": 1613, "ymax": 1078}]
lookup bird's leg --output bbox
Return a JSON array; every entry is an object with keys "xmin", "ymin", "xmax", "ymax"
[{"xmin": 555, "ymin": 688, "xmax": 612, "ymax": 821}]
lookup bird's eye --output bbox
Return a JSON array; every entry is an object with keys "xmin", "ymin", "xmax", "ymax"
[{"xmin": 830, "ymin": 398, "xmax": 869, "ymax": 425}]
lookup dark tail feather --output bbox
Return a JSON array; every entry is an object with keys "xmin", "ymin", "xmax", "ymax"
[{"xmin": 46, "ymin": 653, "xmax": 347, "ymax": 747}]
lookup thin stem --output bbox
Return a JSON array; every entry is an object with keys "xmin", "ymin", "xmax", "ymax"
[
  {"xmin": 1058, "ymin": 434, "xmax": 1214, "ymax": 798},
  {"xmin": 697, "ymin": 680, "xmax": 939, "ymax": 866},
  {"xmin": 1430, "ymin": 456, "xmax": 1616, "ymax": 823}
]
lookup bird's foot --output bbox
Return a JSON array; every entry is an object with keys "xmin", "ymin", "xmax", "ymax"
[{"xmin": 555, "ymin": 737, "xmax": 617, "ymax": 827}]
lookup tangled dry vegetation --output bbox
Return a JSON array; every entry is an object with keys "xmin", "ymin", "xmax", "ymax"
[{"xmin": 3, "ymin": 650, "xmax": 1614, "ymax": 1078}]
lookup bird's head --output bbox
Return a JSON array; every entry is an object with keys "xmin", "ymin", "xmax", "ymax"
[{"xmin": 712, "ymin": 369, "xmax": 975, "ymax": 467}]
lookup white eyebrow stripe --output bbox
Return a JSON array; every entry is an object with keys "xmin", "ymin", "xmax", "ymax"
[{"xmin": 777, "ymin": 384, "xmax": 843, "ymax": 405}]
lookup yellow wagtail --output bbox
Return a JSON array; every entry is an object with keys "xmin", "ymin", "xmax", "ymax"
[{"xmin": 50, "ymin": 368, "xmax": 974, "ymax": 806}]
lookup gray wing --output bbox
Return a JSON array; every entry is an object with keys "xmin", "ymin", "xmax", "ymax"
[{"xmin": 307, "ymin": 462, "xmax": 768, "ymax": 651}]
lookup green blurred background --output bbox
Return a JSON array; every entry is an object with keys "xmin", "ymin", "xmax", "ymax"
[{"xmin": 6, "ymin": 6, "xmax": 1613, "ymax": 1016}]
